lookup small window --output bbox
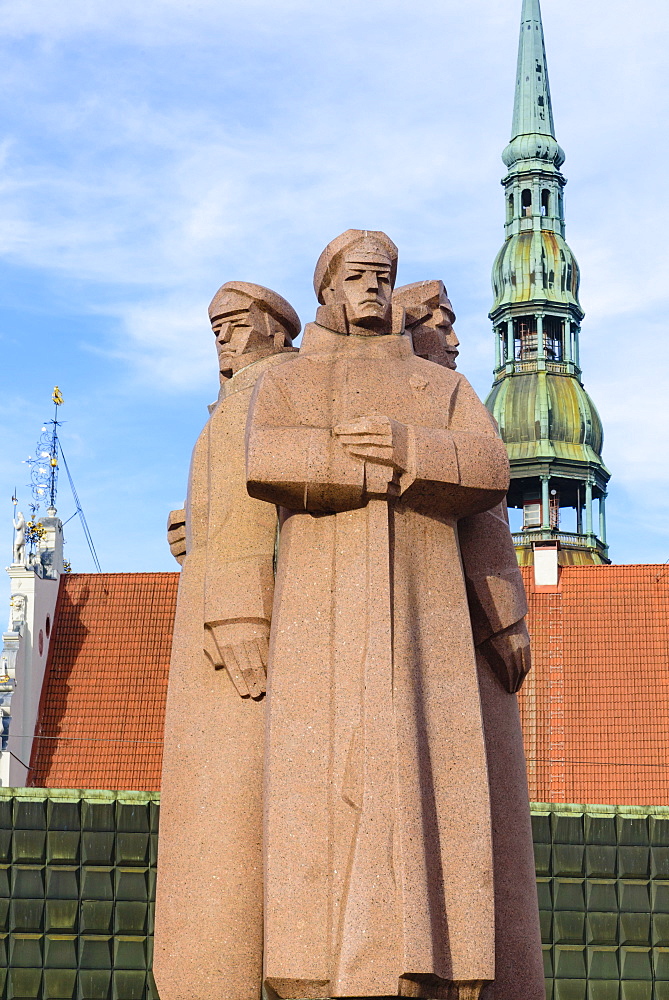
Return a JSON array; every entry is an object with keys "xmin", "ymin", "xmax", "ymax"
[
  {"xmin": 45, "ymin": 615, "xmax": 51, "ymax": 638},
  {"xmin": 524, "ymin": 503, "xmax": 541, "ymax": 529},
  {"xmin": 521, "ymin": 189, "xmax": 532, "ymax": 217},
  {"xmin": 541, "ymin": 189, "xmax": 550, "ymax": 216},
  {"xmin": 513, "ymin": 316, "xmax": 538, "ymax": 360},
  {"xmin": 566, "ymin": 264, "xmax": 573, "ymax": 292},
  {"xmin": 507, "ymin": 193, "xmax": 514, "ymax": 223}
]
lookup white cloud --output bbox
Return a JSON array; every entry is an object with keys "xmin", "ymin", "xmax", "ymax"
[{"xmin": 0, "ymin": 0, "xmax": 667, "ymax": 568}]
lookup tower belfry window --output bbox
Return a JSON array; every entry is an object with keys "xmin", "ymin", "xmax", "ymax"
[
  {"xmin": 513, "ymin": 316, "xmax": 538, "ymax": 360},
  {"xmin": 521, "ymin": 189, "xmax": 532, "ymax": 217},
  {"xmin": 541, "ymin": 190, "xmax": 550, "ymax": 216},
  {"xmin": 543, "ymin": 316, "xmax": 563, "ymax": 361},
  {"xmin": 507, "ymin": 193, "xmax": 514, "ymax": 223}
]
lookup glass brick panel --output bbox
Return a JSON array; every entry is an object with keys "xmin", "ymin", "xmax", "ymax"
[
  {"xmin": 47, "ymin": 802, "xmax": 80, "ymax": 833},
  {"xmin": 619, "ymin": 983, "xmax": 651, "ymax": 1000},
  {"xmin": 43, "ymin": 967, "xmax": 77, "ymax": 1000},
  {"xmin": 585, "ymin": 816, "xmax": 617, "ymax": 847},
  {"xmin": 554, "ymin": 814, "xmax": 585, "ymax": 846},
  {"xmin": 618, "ymin": 882, "xmax": 650, "ymax": 913},
  {"xmin": 617, "ymin": 849, "xmax": 649, "ymax": 879},
  {"xmin": 619, "ymin": 947, "xmax": 651, "ymax": 980},
  {"xmin": 44, "ymin": 936, "xmax": 78, "ymax": 970},
  {"xmin": 555, "ymin": 946, "xmax": 587, "ymax": 979},
  {"xmin": 79, "ymin": 937, "xmax": 113, "ymax": 971},
  {"xmin": 113, "ymin": 970, "xmax": 147, "ymax": 1000},
  {"xmin": 555, "ymin": 979, "xmax": 587, "ymax": 1000},
  {"xmin": 586, "ymin": 847, "xmax": 617, "ymax": 878},
  {"xmin": 617, "ymin": 818, "xmax": 649, "ymax": 848},
  {"xmin": 12, "ymin": 868, "xmax": 45, "ymax": 900},
  {"xmin": 554, "ymin": 846, "xmax": 585, "ymax": 877},
  {"xmin": 587, "ymin": 912, "xmax": 618, "ymax": 946},
  {"xmin": 47, "ymin": 833, "xmax": 80, "ymax": 865},
  {"xmin": 587, "ymin": 983, "xmax": 619, "ymax": 1000},
  {"xmin": 77, "ymin": 968, "xmax": 112, "ymax": 999},
  {"xmin": 619, "ymin": 913, "xmax": 650, "ymax": 946},
  {"xmin": 81, "ymin": 835, "xmax": 115, "ymax": 867},
  {"xmin": 555, "ymin": 880, "xmax": 586, "ymax": 911},
  {"xmin": 10, "ymin": 900, "xmax": 44, "ymax": 934},
  {"xmin": 555, "ymin": 912, "xmax": 585, "ymax": 944},
  {"xmin": 45, "ymin": 901, "xmax": 78, "ymax": 934},
  {"xmin": 653, "ymin": 946, "xmax": 669, "ymax": 981},
  {"xmin": 80, "ymin": 903, "xmax": 113, "ymax": 936},
  {"xmin": 587, "ymin": 947, "xmax": 619, "ymax": 979},
  {"xmin": 13, "ymin": 800, "xmax": 47, "ymax": 833},
  {"xmin": 46, "ymin": 868, "xmax": 78, "ymax": 901},
  {"xmin": 6, "ymin": 967, "xmax": 42, "ymax": 999}
]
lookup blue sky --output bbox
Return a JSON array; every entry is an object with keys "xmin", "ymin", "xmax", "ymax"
[{"xmin": 0, "ymin": 0, "xmax": 668, "ymax": 584}]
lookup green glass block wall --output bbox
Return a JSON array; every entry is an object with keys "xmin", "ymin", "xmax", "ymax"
[
  {"xmin": 0, "ymin": 789, "xmax": 158, "ymax": 1000},
  {"xmin": 3, "ymin": 792, "xmax": 669, "ymax": 999},
  {"xmin": 533, "ymin": 803, "xmax": 669, "ymax": 1000}
]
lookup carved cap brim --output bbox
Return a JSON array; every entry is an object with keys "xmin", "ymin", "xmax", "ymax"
[
  {"xmin": 208, "ymin": 280, "xmax": 301, "ymax": 342},
  {"xmin": 313, "ymin": 229, "xmax": 398, "ymax": 304}
]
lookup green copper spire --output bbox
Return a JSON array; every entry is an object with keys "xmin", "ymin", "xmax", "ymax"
[
  {"xmin": 503, "ymin": 0, "xmax": 565, "ymax": 174},
  {"xmin": 511, "ymin": 0, "xmax": 555, "ymax": 140},
  {"xmin": 485, "ymin": 0, "xmax": 611, "ymax": 568}
]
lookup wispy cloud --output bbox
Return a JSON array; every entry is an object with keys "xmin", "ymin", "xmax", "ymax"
[{"xmin": 0, "ymin": 0, "xmax": 667, "ymax": 571}]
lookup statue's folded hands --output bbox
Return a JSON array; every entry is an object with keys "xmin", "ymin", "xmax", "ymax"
[
  {"xmin": 204, "ymin": 620, "xmax": 269, "ymax": 699},
  {"xmin": 333, "ymin": 414, "xmax": 409, "ymax": 473}
]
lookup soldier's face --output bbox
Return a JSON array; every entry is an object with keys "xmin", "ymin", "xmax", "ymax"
[
  {"xmin": 338, "ymin": 251, "xmax": 393, "ymax": 334},
  {"xmin": 412, "ymin": 292, "xmax": 460, "ymax": 369},
  {"xmin": 211, "ymin": 293, "xmax": 269, "ymax": 376}
]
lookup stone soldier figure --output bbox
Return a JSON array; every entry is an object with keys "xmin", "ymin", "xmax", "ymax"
[
  {"xmin": 246, "ymin": 230, "xmax": 528, "ymax": 1000},
  {"xmin": 154, "ymin": 282, "xmax": 299, "ymax": 1000},
  {"xmin": 394, "ymin": 279, "xmax": 460, "ymax": 370},
  {"xmin": 394, "ymin": 279, "xmax": 545, "ymax": 1000}
]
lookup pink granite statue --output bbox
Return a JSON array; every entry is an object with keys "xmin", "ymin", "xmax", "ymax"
[
  {"xmin": 394, "ymin": 279, "xmax": 460, "ymax": 370},
  {"xmin": 395, "ymin": 279, "xmax": 545, "ymax": 1000},
  {"xmin": 154, "ymin": 282, "xmax": 299, "ymax": 1000},
  {"xmin": 246, "ymin": 231, "xmax": 541, "ymax": 1000}
]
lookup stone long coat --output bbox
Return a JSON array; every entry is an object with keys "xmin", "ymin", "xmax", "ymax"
[
  {"xmin": 246, "ymin": 325, "xmax": 510, "ymax": 1000},
  {"xmin": 459, "ymin": 506, "xmax": 545, "ymax": 1000},
  {"xmin": 154, "ymin": 353, "xmax": 291, "ymax": 1000}
]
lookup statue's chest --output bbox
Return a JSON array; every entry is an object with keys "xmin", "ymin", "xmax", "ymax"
[{"xmin": 323, "ymin": 357, "xmax": 449, "ymax": 429}]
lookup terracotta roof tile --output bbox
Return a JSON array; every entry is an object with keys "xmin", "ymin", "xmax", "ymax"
[
  {"xmin": 519, "ymin": 563, "xmax": 669, "ymax": 806},
  {"xmin": 28, "ymin": 564, "xmax": 669, "ymax": 804},
  {"xmin": 28, "ymin": 573, "xmax": 179, "ymax": 790}
]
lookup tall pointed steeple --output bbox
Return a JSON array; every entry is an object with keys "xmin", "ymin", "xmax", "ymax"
[
  {"xmin": 511, "ymin": 0, "xmax": 555, "ymax": 140},
  {"xmin": 486, "ymin": 0, "xmax": 611, "ymax": 568}
]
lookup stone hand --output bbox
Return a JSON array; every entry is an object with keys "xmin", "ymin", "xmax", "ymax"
[
  {"xmin": 333, "ymin": 415, "xmax": 408, "ymax": 471},
  {"xmin": 167, "ymin": 508, "xmax": 186, "ymax": 565},
  {"xmin": 479, "ymin": 619, "xmax": 531, "ymax": 693},
  {"xmin": 204, "ymin": 620, "xmax": 269, "ymax": 700}
]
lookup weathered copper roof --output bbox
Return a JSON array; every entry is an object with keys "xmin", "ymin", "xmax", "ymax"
[
  {"xmin": 28, "ymin": 573, "xmax": 178, "ymax": 790},
  {"xmin": 487, "ymin": 370, "xmax": 606, "ymax": 465}
]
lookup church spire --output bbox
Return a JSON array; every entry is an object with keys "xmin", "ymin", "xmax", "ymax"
[
  {"xmin": 511, "ymin": 0, "xmax": 555, "ymax": 140},
  {"xmin": 485, "ymin": 0, "xmax": 611, "ymax": 569}
]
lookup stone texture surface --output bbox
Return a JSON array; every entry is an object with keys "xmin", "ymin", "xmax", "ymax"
[
  {"xmin": 394, "ymin": 280, "xmax": 460, "ymax": 370},
  {"xmin": 153, "ymin": 283, "xmax": 298, "ymax": 1000},
  {"xmin": 397, "ymin": 275, "xmax": 544, "ymax": 999},
  {"xmin": 245, "ymin": 232, "xmax": 520, "ymax": 1000}
]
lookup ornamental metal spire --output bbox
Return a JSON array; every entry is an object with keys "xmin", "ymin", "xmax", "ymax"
[
  {"xmin": 485, "ymin": 0, "xmax": 611, "ymax": 569},
  {"xmin": 511, "ymin": 0, "xmax": 555, "ymax": 140}
]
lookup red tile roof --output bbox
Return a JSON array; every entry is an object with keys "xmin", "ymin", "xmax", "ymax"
[
  {"xmin": 28, "ymin": 565, "xmax": 669, "ymax": 805},
  {"xmin": 519, "ymin": 564, "xmax": 669, "ymax": 806},
  {"xmin": 28, "ymin": 573, "xmax": 178, "ymax": 790}
]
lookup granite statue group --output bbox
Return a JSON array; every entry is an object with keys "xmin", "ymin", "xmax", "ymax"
[{"xmin": 154, "ymin": 231, "xmax": 545, "ymax": 1000}]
